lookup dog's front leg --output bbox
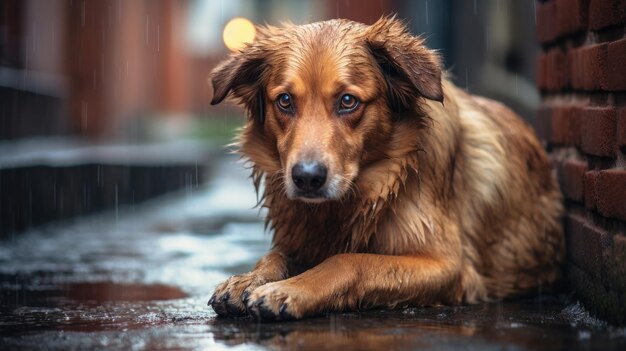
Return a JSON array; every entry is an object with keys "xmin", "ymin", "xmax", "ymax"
[
  {"xmin": 210, "ymin": 251, "xmax": 289, "ymax": 317},
  {"xmin": 246, "ymin": 253, "xmax": 460, "ymax": 321}
]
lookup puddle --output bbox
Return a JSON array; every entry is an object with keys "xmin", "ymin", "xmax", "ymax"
[
  {"xmin": 2, "ymin": 282, "xmax": 187, "ymax": 308},
  {"xmin": 64, "ymin": 282, "xmax": 188, "ymax": 303},
  {"xmin": 65, "ymin": 282, "xmax": 186, "ymax": 304},
  {"xmin": 0, "ymin": 282, "xmax": 190, "ymax": 335}
]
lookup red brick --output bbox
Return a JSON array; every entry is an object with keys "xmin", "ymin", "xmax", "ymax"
[
  {"xmin": 581, "ymin": 107, "xmax": 618, "ymax": 157},
  {"xmin": 565, "ymin": 215, "xmax": 587, "ymax": 270},
  {"xmin": 569, "ymin": 48, "xmax": 584, "ymax": 90},
  {"xmin": 596, "ymin": 169, "xmax": 626, "ymax": 221},
  {"xmin": 567, "ymin": 266, "xmax": 597, "ymax": 316},
  {"xmin": 589, "ymin": 0, "xmax": 626, "ymax": 30},
  {"xmin": 551, "ymin": 107, "xmax": 569, "ymax": 144},
  {"xmin": 573, "ymin": 0, "xmax": 591, "ymax": 31},
  {"xmin": 606, "ymin": 39, "xmax": 626, "ymax": 91},
  {"xmin": 584, "ymin": 170, "xmax": 599, "ymax": 210},
  {"xmin": 550, "ymin": 105, "xmax": 583, "ymax": 146},
  {"xmin": 556, "ymin": 0, "xmax": 590, "ymax": 36},
  {"xmin": 566, "ymin": 214, "xmax": 609, "ymax": 279},
  {"xmin": 570, "ymin": 263, "xmax": 626, "ymax": 325},
  {"xmin": 570, "ymin": 106, "xmax": 584, "ymax": 147},
  {"xmin": 562, "ymin": 159, "xmax": 588, "ymax": 201},
  {"xmin": 610, "ymin": 235, "xmax": 626, "ymax": 292},
  {"xmin": 536, "ymin": 106, "xmax": 552, "ymax": 142},
  {"xmin": 582, "ymin": 43, "xmax": 609, "ymax": 91},
  {"xmin": 537, "ymin": 1, "xmax": 558, "ymax": 44},
  {"xmin": 618, "ymin": 109, "xmax": 626, "ymax": 150},
  {"xmin": 546, "ymin": 49, "xmax": 569, "ymax": 90},
  {"xmin": 536, "ymin": 54, "xmax": 549, "ymax": 90},
  {"xmin": 555, "ymin": 0, "xmax": 571, "ymax": 36}
]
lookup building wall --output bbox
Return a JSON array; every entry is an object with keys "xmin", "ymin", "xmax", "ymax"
[
  {"xmin": 65, "ymin": 0, "xmax": 191, "ymax": 138},
  {"xmin": 535, "ymin": 0, "xmax": 626, "ymax": 325}
]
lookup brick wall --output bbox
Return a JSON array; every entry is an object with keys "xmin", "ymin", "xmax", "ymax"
[{"xmin": 536, "ymin": 0, "xmax": 626, "ymax": 325}]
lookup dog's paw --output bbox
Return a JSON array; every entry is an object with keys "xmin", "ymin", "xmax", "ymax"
[
  {"xmin": 209, "ymin": 273, "xmax": 267, "ymax": 318},
  {"xmin": 246, "ymin": 281, "xmax": 311, "ymax": 322}
]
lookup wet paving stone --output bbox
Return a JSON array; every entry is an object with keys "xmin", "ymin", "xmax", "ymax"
[{"xmin": 1, "ymin": 155, "xmax": 626, "ymax": 350}]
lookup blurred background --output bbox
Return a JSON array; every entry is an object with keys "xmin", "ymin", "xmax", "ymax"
[
  {"xmin": 4, "ymin": 3, "xmax": 626, "ymax": 346},
  {"xmin": 0, "ymin": 0, "xmax": 539, "ymax": 235}
]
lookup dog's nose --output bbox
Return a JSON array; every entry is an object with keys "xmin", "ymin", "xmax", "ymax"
[{"xmin": 291, "ymin": 162, "xmax": 327, "ymax": 192}]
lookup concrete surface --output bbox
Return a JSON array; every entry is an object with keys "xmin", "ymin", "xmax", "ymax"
[
  {"xmin": 0, "ymin": 138, "xmax": 212, "ymax": 236},
  {"xmin": 1, "ymin": 155, "xmax": 625, "ymax": 350}
]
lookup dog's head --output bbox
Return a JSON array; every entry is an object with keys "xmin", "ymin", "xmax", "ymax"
[{"xmin": 211, "ymin": 16, "xmax": 443, "ymax": 203}]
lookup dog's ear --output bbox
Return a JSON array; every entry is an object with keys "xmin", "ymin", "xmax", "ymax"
[
  {"xmin": 210, "ymin": 46, "xmax": 267, "ymax": 123},
  {"xmin": 366, "ymin": 16, "xmax": 443, "ymax": 111}
]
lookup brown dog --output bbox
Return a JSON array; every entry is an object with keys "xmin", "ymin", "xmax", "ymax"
[{"xmin": 208, "ymin": 16, "xmax": 564, "ymax": 321}]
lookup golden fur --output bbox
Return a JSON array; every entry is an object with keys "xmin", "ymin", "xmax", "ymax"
[{"xmin": 208, "ymin": 17, "xmax": 564, "ymax": 321}]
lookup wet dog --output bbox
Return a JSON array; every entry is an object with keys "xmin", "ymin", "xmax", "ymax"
[{"xmin": 208, "ymin": 16, "xmax": 564, "ymax": 321}]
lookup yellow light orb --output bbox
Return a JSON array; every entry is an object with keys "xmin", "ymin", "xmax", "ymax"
[{"xmin": 223, "ymin": 17, "xmax": 256, "ymax": 51}]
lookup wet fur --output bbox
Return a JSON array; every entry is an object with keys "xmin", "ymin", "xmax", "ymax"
[{"xmin": 208, "ymin": 17, "xmax": 564, "ymax": 321}]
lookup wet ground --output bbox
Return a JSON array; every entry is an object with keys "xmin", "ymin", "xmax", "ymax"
[{"xmin": 1, "ymin": 155, "xmax": 625, "ymax": 350}]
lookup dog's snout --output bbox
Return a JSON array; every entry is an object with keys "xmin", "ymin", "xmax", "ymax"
[{"xmin": 291, "ymin": 162, "xmax": 327, "ymax": 192}]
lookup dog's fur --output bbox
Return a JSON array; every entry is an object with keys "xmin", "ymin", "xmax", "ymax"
[{"xmin": 208, "ymin": 17, "xmax": 564, "ymax": 321}]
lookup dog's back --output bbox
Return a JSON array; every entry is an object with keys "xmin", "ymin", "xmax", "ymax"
[{"xmin": 439, "ymin": 85, "xmax": 563, "ymax": 302}]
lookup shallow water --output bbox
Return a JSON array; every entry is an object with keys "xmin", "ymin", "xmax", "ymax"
[{"xmin": 1, "ymin": 156, "xmax": 625, "ymax": 350}]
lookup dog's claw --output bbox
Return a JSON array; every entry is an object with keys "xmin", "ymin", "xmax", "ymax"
[
  {"xmin": 279, "ymin": 303, "xmax": 294, "ymax": 320},
  {"xmin": 255, "ymin": 296, "xmax": 265, "ymax": 307},
  {"xmin": 248, "ymin": 296, "xmax": 264, "ymax": 320},
  {"xmin": 241, "ymin": 291, "xmax": 250, "ymax": 305},
  {"xmin": 221, "ymin": 292, "xmax": 230, "ymax": 302},
  {"xmin": 212, "ymin": 301, "xmax": 229, "ymax": 317},
  {"xmin": 225, "ymin": 301, "xmax": 244, "ymax": 316},
  {"xmin": 258, "ymin": 300, "xmax": 277, "ymax": 321}
]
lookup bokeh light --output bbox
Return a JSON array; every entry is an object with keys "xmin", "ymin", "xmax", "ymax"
[{"xmin": 222, "ymin": 17, "xmax": 256, "ymax": 51}]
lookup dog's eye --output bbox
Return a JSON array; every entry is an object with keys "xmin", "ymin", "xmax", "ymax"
[
  {"xmin": 276, "ymin": 93, "xmax": 293, "ymax": 112},
  {"xmin": 338, "ymin": 94, "xmax": 359, "ymax": 114}
]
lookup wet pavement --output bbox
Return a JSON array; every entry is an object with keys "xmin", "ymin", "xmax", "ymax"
[{"xmin": 1, "ymin": 154, "xmax": 626, "ymax": 350}]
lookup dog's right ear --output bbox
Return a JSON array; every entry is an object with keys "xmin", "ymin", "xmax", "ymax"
[
  {"xmin": 210, "ymin": 50, "xmax": 265, "ymax": 105},
  {"xmin": 210, "ymin": 56, "xmax": 240, "ymax": 106},
  {"xmin": 209, "ymin": 46, "xmax": 267, "ymax": 123}
]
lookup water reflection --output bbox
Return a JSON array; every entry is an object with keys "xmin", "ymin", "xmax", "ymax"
[{"xmin": 207, "ymin": 297, "xmax": 616, "ymax": 351}]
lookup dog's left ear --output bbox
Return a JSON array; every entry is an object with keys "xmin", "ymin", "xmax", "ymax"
[{"xmin": 366, "ymin": 16, "xmax": 443, "ymax": 111}]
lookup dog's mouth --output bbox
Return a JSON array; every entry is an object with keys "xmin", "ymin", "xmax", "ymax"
[
  {"xmin": 288, "ymin": 177, "xmax": 349, "ymax": 203},
  {"xmin": 292, "ymin": 190, "xmax": 331, "ymax": 204}
]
